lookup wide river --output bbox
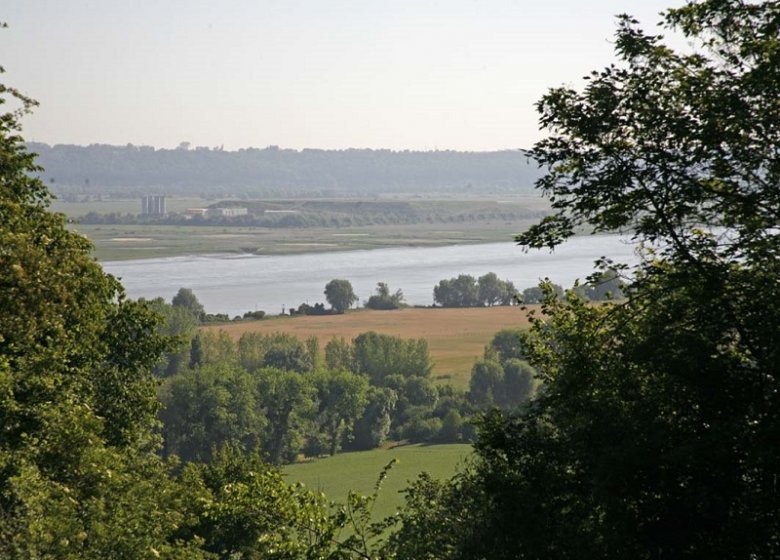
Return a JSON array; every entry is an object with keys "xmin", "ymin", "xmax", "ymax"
[{"xmin": 103, "ymin": 235, "xmax": 640, "ymax": 317}]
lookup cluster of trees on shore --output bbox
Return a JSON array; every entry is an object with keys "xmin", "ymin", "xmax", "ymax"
[
  {"xmin": 4, "ymin": 2, "xmax": 780, "ymax": 557},
  {"xmin": 434, "ymin": 272, "xmax": 517, "ymax": 307}
]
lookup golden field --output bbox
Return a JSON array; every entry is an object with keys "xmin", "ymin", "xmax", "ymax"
[{"xmin": 204, "ymin": 306, "xmax": 535, "ymax": 388}]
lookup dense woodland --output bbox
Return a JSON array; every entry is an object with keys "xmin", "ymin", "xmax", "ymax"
[
  {"xmin": 29, "ymin": 142, "xmax": 541, "ymax": 198},
  {"xmin": 2, "ymin": 1, "xmax": 779, "ymax": 558}
]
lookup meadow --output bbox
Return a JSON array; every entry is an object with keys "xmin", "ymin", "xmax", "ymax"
[
  {"xmin": 207, "ymin": 306, "xmax": 535, "ymax": 388},
  {"xmin": 56, "ymin": 194, "xmax": 549, "ymax": 261},
  {"xmin": 284, "ymin": 443, "xmax": 472, "ymax": 521}
]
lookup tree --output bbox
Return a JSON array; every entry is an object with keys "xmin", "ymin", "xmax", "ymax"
[
  {"xmin": 498, "ymin": 359, "xmax": 536, "ymax": 409},
  {"xmin": 178, "ymin": 446, "xmax": 344, "ymax": 559},
  {"xmin": 324, "ymin": 279, "xmax": 358, "ymax": 314},
  {"xmin": 144, "ymin": 297, "xmax": 198, "ymax": 377},
  {"xmin": 349, "ymin": 387, "xmax": 398, "ymax": 450},
  {"xmin": 395, "ymin": 2, "xmax": 780, "ymax": 558},
  {"xmin": 171, "ymin": 287, "xmax": 205, "ymax": 321},
  {"xmin": 0, "ymin": 53, "xmax": 199, "ymax": 557},
  {"xmin": 572, "ymin": 269, "xmax": 626, "ymax": 301},
  {"xmin": 484, "ymin": 327, "xmax": 526, "ymax": 363},
  {"xmin": 365, "ymin": 282, "xmax": 405, "ymax": 310},
  {"xmin": 521, "ymin": 282, "xmax": 563, "ymax": 304},
  {"xmin": 324, "ymin": 337, "xmax": 354, "ymax": 371},
  {"xmin": 433, "ymin": 274, "xmax": 479, "ymax": 307},
  {"xmin": 351, "ymin": 331, "xmax": 432, "ymax": 383},
  {"xmin": 159, "ymin": 363, "xmax": 263, "ymax": 462},
  {"xmin": 312, "ymin": 370, "xmax": 368, "ymax": 456},
  {"xmin": 255, "ymin": 368, "xmax": 315, "ymax": 464},
  {"xmin": 467, "ymin": 359, "xmax": 504, "ymax": 407},
  {"xmin": 477, "ymin": 272, "xmax": 515, "ymax": 306}
]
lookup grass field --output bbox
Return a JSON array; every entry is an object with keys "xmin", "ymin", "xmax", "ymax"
[
  {"xmin": 206, "ymin": 306, "xmax": 534, "ymax": 388},
  {"xmin": 284, "ymin": 443, "xmax": 472, "ymax": 520}
]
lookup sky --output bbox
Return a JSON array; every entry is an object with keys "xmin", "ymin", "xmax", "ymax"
[{"xmin": 4, "ymin": 0, "xmax": 676, "ymax": 151}]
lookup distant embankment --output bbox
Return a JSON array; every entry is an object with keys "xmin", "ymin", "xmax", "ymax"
[{"xmin": 28, "ymin": 142, "xmax": 542, "ymax": 197}]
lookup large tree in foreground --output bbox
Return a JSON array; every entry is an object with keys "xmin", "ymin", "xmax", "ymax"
[
  {"xmin": 390, "ymin": 2, "xmax": 780, "ymax": 559},
  {"xmin": 0, "ymin": 46, "xmax": 351, "ymax": 559},
  {"xmin": 0, "ymin": 53, "xmax": 196, "ymax": 557}
]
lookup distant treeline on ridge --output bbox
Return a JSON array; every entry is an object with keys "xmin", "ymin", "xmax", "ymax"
[{"xmin": 28, "ymin": 142, "xmax": 542, "ymax": 197}]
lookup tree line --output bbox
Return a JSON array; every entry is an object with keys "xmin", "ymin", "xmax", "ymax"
[
  {"xmin": 30, "ymin": 142, "xmax": 541, "ymax": 197},
  {"xmin": 151, "ymin": 290, "xmax": 538, "ymax": 464}
]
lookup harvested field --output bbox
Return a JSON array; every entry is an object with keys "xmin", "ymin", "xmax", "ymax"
[{"xmin": 205, "ymin": 306, "xmax": 536, "ymax": 388}]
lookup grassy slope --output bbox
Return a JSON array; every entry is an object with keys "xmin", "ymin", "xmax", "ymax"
[
  {"xmin": 284, "ymin": 444, "xmax": 472, "ymax": 520},
  {"xmin": 207, "ymin": 306, "xmax": 535, "ymax": 388}
]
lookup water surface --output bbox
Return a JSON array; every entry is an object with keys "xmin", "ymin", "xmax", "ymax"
[{"xmin": 103, "ymin": 235, "xmax": 639, "ymax": 316}]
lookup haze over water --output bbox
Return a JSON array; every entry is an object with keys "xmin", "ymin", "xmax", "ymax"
[{"xmin": 104, "ymin": 235, "xmax": 640, "ymax": 316}]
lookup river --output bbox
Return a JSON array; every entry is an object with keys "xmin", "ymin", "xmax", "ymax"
[{"xmin": 103, "ymin": 235, "xmax": 640, "ymax": 317}]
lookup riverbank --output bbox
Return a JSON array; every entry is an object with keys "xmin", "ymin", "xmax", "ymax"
[
  {"xmin": 71, "ymin": 220, "xmax": 540, "ymax": 261},
  {"xmin": 102, "ymin": 235, "xmax": 638, "ymax": 319}
]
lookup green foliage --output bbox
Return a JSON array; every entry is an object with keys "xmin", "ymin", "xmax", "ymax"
[
  {"xmin": 193, "ymin": 331, "xmax": 237, "ymax": 366},
  {"xmin": 325, "ymin": 337, "xmax": 354, "ymax": 371},
  {"xmin": 255, "ymin": 368, "xmax": 315, "ymax": 464},
  {"xmin": 520, "ymin": 282, "xmax": 563, "ymax": 304},
  {"xmin": 313, "ymin": 370, "xmax": 369, "ymax": 456},
  {"xmin": 477, "ymin": 272, "xmax": 516, "ymax": 307},
  {"xmin": 171, "ymin": 287, "xmax": 205, "ymax": 321},
  {"xmin": 437, "ymin": 409, "xmax": 464, "ymax": 443},
  {"xmin": 365, "ymin": 282, "xmax": 405, "ymax": 310},
  {"xmin": 144, "ymin": 297, "xmax": 199, "ymax": 377},
  {"xmin": 484, "ymin": 327, "xmax": 526, "ymax": 363},
  {"xmin": 159, "ymin": 364, "xmax": 263, "ymax": 462},
  {"xmin": 350, "ymin": 387, "xmax": 398, "ymax": 451},
  {"xmin": 351, "ymin": 331, "xmax": 432, "ymax": 384},
  {"xmin": 0, "ymin": 53, "xmax": 199, "ymax": 558},
  {"xmin": 434, "ymin": 272, "xmax": 516, "ymax": 307},
  {"xmin": 179, "ymin": 445, "xmax": 344, "ymax": 559},
  {"xmin": 386, "ymin": 471, "xmax": 486, "ymax": 559},
  {"xmin": 500, "ymin": 359, "xmax": 536, "ymax": 409},
  {"xmin": 238, "ymin": 331, "xmax": 316, "ymax": 373},
  {"xmin": 571, "ymin": 268, "xmax": 626, "ymax": 301},
  {"xmin": 467, "ymin": 359, "xmax": 504, "ymax": 407},
  {"xmin": 398, "ymin": 2, "xmax": 780, "ymax": 558},
  {"xmin": 433, "ymin": 274, "xmax": 479, "ymax": 307},
  {"xmin": 324, "ymin": 279, "xmax": 358, "ymax": 314}
]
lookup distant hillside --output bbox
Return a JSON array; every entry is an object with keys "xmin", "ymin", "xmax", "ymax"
[{"xmin": 28, "ymin": 143, "xmax": 542, "ymax": 198}]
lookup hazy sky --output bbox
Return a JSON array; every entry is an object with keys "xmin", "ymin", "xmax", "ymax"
[{"xmin": 4, "ymin": 1, "xmax": 675, "ymax": 150}]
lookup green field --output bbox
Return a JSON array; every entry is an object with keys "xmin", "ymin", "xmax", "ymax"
[{"xmin": 284, "ymin": 443, "xmax": 472, "ymax": 520}]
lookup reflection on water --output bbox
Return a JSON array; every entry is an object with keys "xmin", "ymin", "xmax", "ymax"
[{"xmin": 103, "ymin": 235, "xmax": 639, "ymax": 317}]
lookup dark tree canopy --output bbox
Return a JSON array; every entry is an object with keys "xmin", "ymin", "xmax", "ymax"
[
  {"xmin": 365, "ymin": 282, "xmax": 405, "ymax": 310},
  {"xmin": 171, "ymin": 287, "xmax": 205, "ymax": 320},
  {"xmin": 324, "ymin": 278, "xmax": 358, "ymax": 313},
  {"xmin": 394, "ymin": 2, "xmax": 780, "ymax": 559}
]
